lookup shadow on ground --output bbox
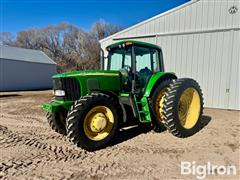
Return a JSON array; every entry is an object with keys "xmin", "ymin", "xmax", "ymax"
[
  {"xmin": 109, "ymin": 115, "xmax": 212, "ymax": 147},
  {"xmin": 0, "ymin": 94, "xmax": 22, "ymax": 98},
  {"xmin": 109, "ymin": 124, "xmax": 153, "ymax": 146},
  {"xmin": 200, "ymin": 115, "xmax": 212, "ymax": 129}
]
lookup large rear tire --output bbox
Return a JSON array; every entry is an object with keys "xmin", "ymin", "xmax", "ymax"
[
  {"xmin": 162, "ymin": 78, "xmax": 203, "ymax": 137},
  {"xmin": 150, "ymin": 79, "xmax": 173, "ymax": 132},
  {"xmin": 66, "ymin": 93, "xmax": 120, "ymax": 151}
]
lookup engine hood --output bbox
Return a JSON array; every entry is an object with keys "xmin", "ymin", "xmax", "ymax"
[
  {"xmin": 53, "ymin": 70, "xmax": 120, "ymax": 78},
  {"xmin": 52, "ymin": 70, "xmax": 121, "ymax": 96}
]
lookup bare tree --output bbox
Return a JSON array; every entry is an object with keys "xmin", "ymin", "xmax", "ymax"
[
  {"xmin": 0, "ymin": 20, "xmax": 121, "ymax": 72},
  {"xmin": 91, "ymin": 20, "xmax": 122, "ymax": 40},
  {"xmin": 0, "ymin": 32, "xmax": 14, "ymax": 45}
]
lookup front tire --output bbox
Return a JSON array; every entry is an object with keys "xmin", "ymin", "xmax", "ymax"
[
  {"xmin": 47, "ymin": 110, "xmax": 67, "ymax": 135},
  {"xmin": 66, "ymin": 93, "xmax": 120, "ymax": 151}
]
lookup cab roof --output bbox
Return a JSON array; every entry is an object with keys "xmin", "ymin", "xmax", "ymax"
[{"xmin": 106, "ymin": 40, "xmax": 161, "ymax": 50}]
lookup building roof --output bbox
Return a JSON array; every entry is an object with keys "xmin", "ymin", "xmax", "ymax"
[
  {"xmin": 106, "ymin": 40, "xmax": 161, "ymax": 50},
  {"xmin": 0, "ymin": 46, "xmax": 56, "ymax": 65}
]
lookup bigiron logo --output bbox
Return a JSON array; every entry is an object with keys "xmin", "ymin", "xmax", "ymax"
[
  {"xmin": 181, "ymin": 161, "xmax": 237, "ymax": 179},
  {"xmin": 229, "ymin": 6, "xmax": 238, "ymax": 14}
]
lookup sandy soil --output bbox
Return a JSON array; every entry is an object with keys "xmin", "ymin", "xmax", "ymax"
[{"xmin": 0, "ymin": 91, "xmax": 239, "ymax": 180}]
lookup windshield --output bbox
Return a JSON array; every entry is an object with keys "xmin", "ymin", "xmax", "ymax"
[{"xmin": 107, "ymin": 47, "xmax": 131, "ymax": 70}]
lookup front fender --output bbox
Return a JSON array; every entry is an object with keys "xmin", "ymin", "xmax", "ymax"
[{"xmin": 143, "ymin": 72, "xmax": 177, "ymax": 97}]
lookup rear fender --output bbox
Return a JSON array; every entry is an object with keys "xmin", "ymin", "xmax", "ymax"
[{"xmin": 143, "ymin": 72, "xmax": 177, "ymax": 98}]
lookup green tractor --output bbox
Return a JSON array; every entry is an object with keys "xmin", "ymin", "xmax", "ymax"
[{"xmin": 42, "ymin": 40, "xmax": 203, "ymax": 151}]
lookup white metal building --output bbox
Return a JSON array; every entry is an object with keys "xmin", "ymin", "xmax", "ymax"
[
  {"xmin": 100, "ymin": 0, "xmax": 240, "ymax": 110},
  {"xmin": 0, "ymin": 46, "xmax": 56, "ymax": 91}
]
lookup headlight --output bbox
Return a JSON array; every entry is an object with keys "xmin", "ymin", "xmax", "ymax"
[{"xmin": 54, "ymin": 90, "xmax": 65, "ymax": 96}]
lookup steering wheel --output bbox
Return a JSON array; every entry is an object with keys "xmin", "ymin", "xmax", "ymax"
[{"xmin": 123, "ymin": 65, "xmax": 131, "ymax": 72}]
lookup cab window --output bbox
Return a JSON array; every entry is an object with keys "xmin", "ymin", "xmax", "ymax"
[{"xmin": 135, "ymin": 46, "xmax": 160, "ymax": 73}]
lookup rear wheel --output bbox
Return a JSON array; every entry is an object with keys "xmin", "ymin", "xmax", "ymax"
[
  {"xmin": 66, "ymin": 93, "xmax": 120, "ymax": 151},
  {"xmin": 162, "ymin": 78, "xmax": 203, "ymax": 137},
  {"xmin": 151, "ymin": 79, "xmax": 173, "ymax": 132}
]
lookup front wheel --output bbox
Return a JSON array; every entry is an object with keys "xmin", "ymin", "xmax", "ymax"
[
  {"xmin": 162, "ymin": 78, "xmax": 204, "ymax": 138},
  {"xmin": 66, "ymin": 93, "xmax": 120, "ymax": 151},
  {"xmin": 47, "ymin": 110, "xmax": 67, "ymax": 135}
]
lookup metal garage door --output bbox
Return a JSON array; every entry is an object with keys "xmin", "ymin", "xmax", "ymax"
[
  {"xmin": 157, "ymin": 30, "xmax": 239, "ymax": 110},
  {"xmin": 228, "ymin": 30, "xmax": 240, "ymax": 110}
]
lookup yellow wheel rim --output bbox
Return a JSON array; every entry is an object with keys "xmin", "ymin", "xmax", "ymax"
[
  {"xmin": 155, "ymin": 88, "xmax": 167, "ymax": 122},
  {"xmin": 178, "ymin": 88, "xmax": 201, "ymax": 129},
  {"xmin": 83, "ymin": 106, "xmax": 114, "ymax": 141}
]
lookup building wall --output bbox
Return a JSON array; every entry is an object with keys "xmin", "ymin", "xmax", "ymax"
[
  {"xmin": 103, "ymin": 0, "xmax": 239, "ymax": 39},
  {"xmin": 0, "ymin": 59, "xmax": 56, "ymax": 91},
  {"xmin": 100, "ymin": 0, "xmax": 240, "ymax": 110}
]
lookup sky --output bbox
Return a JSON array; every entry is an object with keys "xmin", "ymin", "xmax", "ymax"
[{"xmin": 1, "ymin": 0, "xmax": 190, "ymax": 35}]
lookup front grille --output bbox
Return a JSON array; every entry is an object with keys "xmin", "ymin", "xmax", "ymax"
[{"xmin": 53, "ymin": 78, "xmax": 80, "ymax": 101}]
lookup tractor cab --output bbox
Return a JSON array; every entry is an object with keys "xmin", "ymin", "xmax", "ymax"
[{"xmin": 105, "ymin": 40, "xmax": 164, "ymax": 94}]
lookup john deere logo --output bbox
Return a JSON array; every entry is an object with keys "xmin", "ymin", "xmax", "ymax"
[{"xmin": 229, "ymin": 6, "xmax": 238, "ymax": 14}]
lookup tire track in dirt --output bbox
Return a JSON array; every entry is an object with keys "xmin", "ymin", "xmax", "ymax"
[
  {"xmin": 1, "ymin": 114, "xmax": 44, "ymax": 123},
  {"xmin": 0, "ymin": 124, "xmax": 89, "ymax": 178},
  {"xmin": 0, "ymin": 156, "xmax": 43, "ymax": 179},
  {"xmin": 108, "ymin": 142, "xmax": 185, "ymax": 156},
  {"xmin": 0, "ymin": 117, "xmax": 206, "ymax": 180},
  {"xmin": 0, "ymin": 125, "xmax": 87, "ymax": 161}
]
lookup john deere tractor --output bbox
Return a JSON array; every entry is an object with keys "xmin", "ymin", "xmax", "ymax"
[{"xmin": 42, "ymin": 40, "xmax": 203, "ymax": 151}]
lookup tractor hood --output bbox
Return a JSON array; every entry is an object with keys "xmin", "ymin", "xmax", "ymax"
[
  {"xmin": 52, "ymin": 70, "xmax": 121, "ymax": 96},
  {"xmin": 53, "ymin": 70, "xmax": 120, "ymax": 78}
]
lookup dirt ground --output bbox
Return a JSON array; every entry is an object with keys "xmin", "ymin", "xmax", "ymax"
[{"xmin": 0, "ymin": 91, "xmax": 239, "ymax": 180}]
